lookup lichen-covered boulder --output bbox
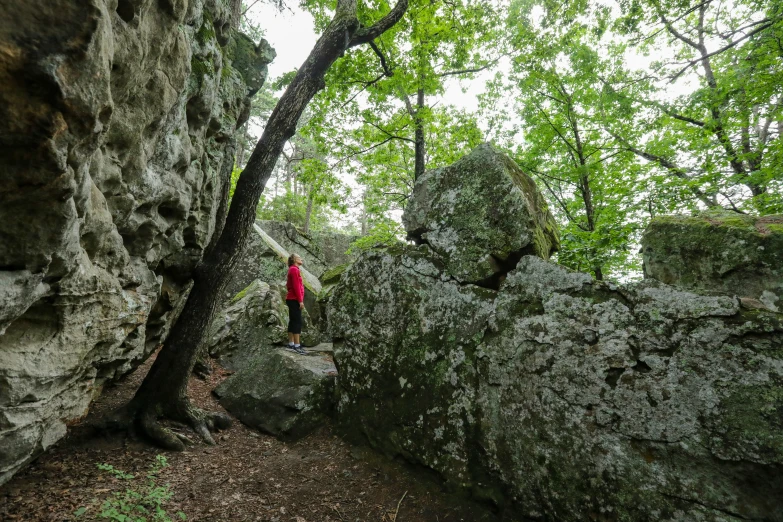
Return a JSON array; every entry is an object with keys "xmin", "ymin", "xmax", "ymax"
[
  {"xmin": 0, "ymin": 0, "xmax": 273, "ymax": 484},
  {"xmin": 259, "ymin": 221, "xmax": 358, "ymax": 278},
  {"xmin": 330, "ymin": 251, "xmax": 783, "ymax": 520},
  {"xmin": 330, "ymin": 245, "xmax": 497, "ymax": 480},
  {"xmin": 402, "ymin": 143, "xmax": 559, "ymax": 285},
  {"xmin": 476, "ymin": 257, "xmax": 783, "ymax": 520},
  {"xmin": 224, "ymin": 223, "xmax": 322, "ymax": 305},
  {"xmin": 222, "ymin": 224, "xmax": 292, "ymax": 301},
  {"xmin": 214, "ymin": 349, "xmax": 337, "ymax": 440},
  {"xmin": 642, "ymin": 209, "xmax": 783, "ymax": 310},
  {"xmin": 208, "ymin": 280, "xmax": 288, "ymax": 370},
  {"xmin": 317, "ymin": 263, "xmax": 350, "ymax": 331}
]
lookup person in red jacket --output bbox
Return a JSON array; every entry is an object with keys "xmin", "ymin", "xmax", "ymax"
[{"xmin": 286, "ymin": 253, "xmax": 306, "ymax": 355}]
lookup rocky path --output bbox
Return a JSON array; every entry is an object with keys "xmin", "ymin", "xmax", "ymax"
[{"xmin": 0, "ymin": 352, "xmax": 499, "ymax": 522}]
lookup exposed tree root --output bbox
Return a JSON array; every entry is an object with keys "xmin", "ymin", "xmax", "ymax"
[
  {"xmin": 92, "ymin": 398, "xmax": 232, "ymax": 451},
  {"xmin": 135, "ymin": 401, "xmax": 232, "ymax": 451}
]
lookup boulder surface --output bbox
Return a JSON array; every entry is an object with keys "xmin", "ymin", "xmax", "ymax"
[
  {"xmin": 259, "ymin": 221, "xmax": 357, "ymax": 278},
  {"xmin": 214, "ymin": 349, "xmax": 337, "ymax": 440},
  {"xmin": 332, "ymin": 251, "xmax": 783, "ymax": 520},
  {"xmin": 329, "ymin": 146, "xmax": 783, "ymax": 521},
  {"xmin": 403, "ymin": 143, "xmax": 559, "ymax": 285},
  {"xmin": 642, "ymin": 208, "xmax": 783, "ymax": 310}
]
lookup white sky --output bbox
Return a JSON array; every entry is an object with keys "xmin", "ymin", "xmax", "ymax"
[{"xmin": 251, "ymin": 3, "xmax": 317, "ymax": 80}]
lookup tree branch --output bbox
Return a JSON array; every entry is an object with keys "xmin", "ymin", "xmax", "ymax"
[
  {"xmin": 437, "ymin": 63, "xmax": 494, "ymax": 77},
  {"xmin": 349, "ymin": 0, "xmax": 409, "ymax": 47},
  {"xmin": 608, "ymin": 128, "xmax": 718, "ymax": 207},
  {"xmin": 241, "ymin": 0, "xmax": 263, "ymax": 17},
  {"xmin": 368, "ymin": 40, "xmax": 394, "ymax": 77},
  {"xmin": 365, "ymin": 119, "xmax": 415, "ymax": 143},
  {"xmin": 669, "ymin": 20, "xmax": 775, "ymax": 82}
]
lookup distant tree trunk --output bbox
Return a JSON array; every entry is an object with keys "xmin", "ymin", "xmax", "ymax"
[
  {"xmin": 413, "ymin": 88, "xmax": 426, "ymax": 181},
  {"xmin": 235, "ymin": 124, "xmax": 248, "ymax": 168},
  {"xmin": 304, "ymin": 189, "xmax": 314, "ymax": 233},
  {"xmin": 361, "ymin": 192, "xmax": 368, "ymax": 235},
  {"xmin": 126, "ymin": 0, "xmax": 410, "ymax": 450}
]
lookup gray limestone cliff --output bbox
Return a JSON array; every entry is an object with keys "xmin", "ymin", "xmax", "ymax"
[{"xmin": 0, "ymin": 0, "xmax": 273, "ymax": 484}]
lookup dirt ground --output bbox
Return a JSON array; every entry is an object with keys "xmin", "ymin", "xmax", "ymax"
[{"xmin": 0, "ymin": 353, "xmax": 502, "ymax": 522}]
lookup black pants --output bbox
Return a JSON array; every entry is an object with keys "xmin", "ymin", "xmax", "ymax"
[{"xmin": 286, "ymin": 299, "xmax": 302, "ymax": 334}]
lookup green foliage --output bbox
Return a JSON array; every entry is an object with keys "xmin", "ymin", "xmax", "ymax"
[
  {"xmin": 603, "ymin": 0, "xmax": 783, "ymax": 214},
  {"xmin": 348, "ymin": 218, "xmax": 404, "ymax": 253},
  {"xmin": 296, "ymin": 0, "xmax": 507, "ymax": 234},
  {"xmin": 73, "ymin": 455, "xmax": 186, "ymax": 522},
  {"xmin": 239, "ymin": 0, "xmax": 782, "ymax": 279}
]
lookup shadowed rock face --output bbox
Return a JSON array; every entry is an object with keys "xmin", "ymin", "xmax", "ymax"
[
  {"xmin": 214, "ymin": 349, "xmax": 337, "ymax": 441},
  {"xmin": 329, "ymin": 146, "xmax": 783, "ymax": 520},
  {"xmin": 0, "ymin": 0, "xmax": 273, "ymax": 484},
  {"xmin": 642, "ymin": 208, "xmax": 783, "ymax": 311},
  {"xmin": 331, "ymin": 249, "xmax": 783, "ymax": 521},
  {"xmin": 403, "ymin": 143, "xmax": 559, "ymax": 287}
]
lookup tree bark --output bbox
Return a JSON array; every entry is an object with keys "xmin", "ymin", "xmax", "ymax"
[
  {"xmin": 230, "ymin": 0, "xmax": 243, "ymax": 29},
  {"xmin": 127, "ymin": 0, "xmax": 409, "ymax": 450},
  {"xmin": 413, "ymin": 88, "xmax": 426, "ymax": 181},
  {"xmin": 304, "ymin": 189, "xmax": 314, "ymax": 234}
]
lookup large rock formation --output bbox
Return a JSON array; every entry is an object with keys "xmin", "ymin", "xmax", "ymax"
[
  {"xmin": 214, "ymin": 349, "xmax": 337, "ymax": 440},
  {"xmin": 208, "ymin": 279, "xmax": 321, "ymax": 371},
  {"xmin": 642, "ymin": 208, "xmax": 783, "ymax": 311},
  {"xmin": 403, "ymin": 143, "xmax": 559, "ymax": 286},
  {"xmin": 0, "ymin": 0, "xmax": 273, "ymax": 484},
  {"xmin": 223, "ymin": 223, "xmax": 322, "ymax": 306},
  {"xmin": 329, "ymin": 147, "xmax": 783, "ymax": 520}
]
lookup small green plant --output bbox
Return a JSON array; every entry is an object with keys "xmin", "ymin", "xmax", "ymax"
[{"xmin": 74, "ymin": 455, "xmax": 186, "ymax": 521}]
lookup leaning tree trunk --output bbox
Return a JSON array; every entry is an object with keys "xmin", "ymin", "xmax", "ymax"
[{"xmin": 127, "ymin": 0, "xmax": 410, "ymax": 450}]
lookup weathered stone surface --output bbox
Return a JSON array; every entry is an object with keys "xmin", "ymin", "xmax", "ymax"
[
  {"xmin": 477, "ymin": 257, "xmax": 783, "ymax": 520},
  {"xmin": 223, "ymin": 223, "xmax": 291, "ymax": 301},
  {"xmin": 259, "ymin": 221, "xmax": 357, "ymax": 278},
  {"xmin": 214, "ymin": 349, "xmax": 337, "ymax": 440},
  {"xmin": 402, "ymin": 143, "xmax": 559, "ymax": 285},
  {"xmin": 331, "ymin": 245, "xmax": 497, "ymax": 479},
  {"xmin": 317, "ymin": 263, "xmax": 350, "ymax": 330},
  {"xmin": 0, "ymin": 0, "xmax": 273, "ymax": 484},
  {"xmin": 208, "ymin": 280, "xmax": 287, "ymax": 370},
  {"xmin": 330, "ymin": 251, "xmax": 783, "ymax": 521},
  {"xmin": 642, "ymin": 209, "xmax": 783, "ymax": 311}
]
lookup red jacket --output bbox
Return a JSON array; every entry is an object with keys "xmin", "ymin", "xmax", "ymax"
[{"xmin": 286, "ymin": 265, "xmax": 305, "ymax": 302}]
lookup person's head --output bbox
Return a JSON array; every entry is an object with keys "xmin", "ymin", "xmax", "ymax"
[{"xmin": 288, "ymin": 253, "xmax": 303, "ymax": 267}]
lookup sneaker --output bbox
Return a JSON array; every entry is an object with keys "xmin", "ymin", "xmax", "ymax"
[
  {"xmin": 294, "ymin": 345, "xmax": 307, "ymax": 355},
  {"xmin": 286, "ymin": 344, "xmax": 299, "ymax": 353}
]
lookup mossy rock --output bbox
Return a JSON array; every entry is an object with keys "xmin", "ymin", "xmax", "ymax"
[
  {"xmin": 214, "ymin": 349, "xmax": 337, "ymax": 440},
  {"xmin": 642, "ymin": 208, "xmax": 783, "ymax": 310},
  {"xmin": 208, "ymin": 280, "xmax": 288, "ymax": 370},
  {"xmin": 402, "ymin": 143, "xmax": 559, "ymax": 284},
  {"xmin": 320, "ymin": 263, "xmax": 349, "ymax": 286},
  {"xmin": 330, "ymin": 249, "xmax": 783, "ymax": 519},
  {"xmin": 223, "ymin": 32, "xmax": 275, "ymax": 95}
]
